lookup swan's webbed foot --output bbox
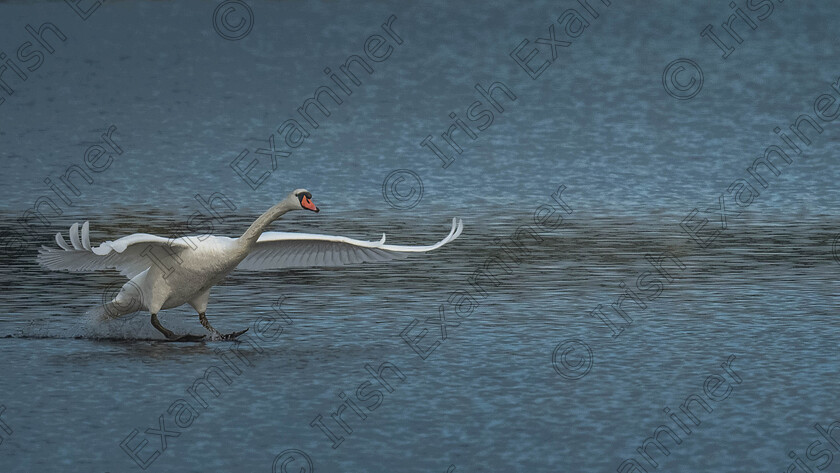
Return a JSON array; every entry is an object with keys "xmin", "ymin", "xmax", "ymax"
[
  {"xmin": 217, "ymin": 328, "xmax": 249, "ymax": 341},
  {"xmin": 151, "ymin": 313, "xmax": 206, "ymax": 342},
  {"xmin": 198, "ymin": 312, "xmax": 248, "ymax": 340},
  {"xmin": 199, "ymin": 313, "xmax": 249, "ymax": 341},
  {"xmin": 168, "ymin": 333, "xmax": 207, "ymax": 342}
]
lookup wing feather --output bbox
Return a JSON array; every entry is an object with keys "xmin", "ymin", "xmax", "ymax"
[
  {"xmin": 81, "ymin": 221, "xmax": 92, "ymax": 250},
  {"xmin": 68, "ymin": 222, "xmax": 82, "ymax": 250},
  {"xmin": 37, "ymin": 221, "xmax": 193, "ymax": 279},
  {"xmin": 236, "ymin": 218, "xmax": 463, "ymax": 271},
  {"xmin": 38, "ymin": 218, "xmax": 464, "ymax": 276},
  {"xmin": 55, "ymin": 232, "xmax": 71, "ymax": 251}
]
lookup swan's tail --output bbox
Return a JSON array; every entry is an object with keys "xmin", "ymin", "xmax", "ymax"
[
  {"xmin": 85, "ymin": 304, "xmax": 115, "ymax": 323},
  {"xmin": 80, "ymin": 302, "xmax": 155, "ymax": 340},
  {"xmin": 85, "ymin": 300, "xmax": 138, "ymax": 322}
]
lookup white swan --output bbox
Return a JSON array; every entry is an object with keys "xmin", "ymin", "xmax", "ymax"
[{"xmin": 37, "ymin": 189, "xmax": 463, "ymax": 341}]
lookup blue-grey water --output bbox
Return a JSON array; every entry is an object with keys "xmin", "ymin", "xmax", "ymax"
[{"xmin": 1, "ymin": 1, "xmax": 839, "ymax": 472}]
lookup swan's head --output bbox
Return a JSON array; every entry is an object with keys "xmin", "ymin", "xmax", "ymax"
[{"xmin": 289, "ymin": 189, "xmax": 319, "ymax": 213}]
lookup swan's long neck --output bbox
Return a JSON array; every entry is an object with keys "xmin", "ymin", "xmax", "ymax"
[{"xmin": 239, "ymin": 201, "xmax": 295, "ymax": 248}]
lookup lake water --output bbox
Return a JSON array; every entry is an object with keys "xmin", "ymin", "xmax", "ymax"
[{"xmin": 1, "ymin": 1, "xmax": 839, "ymax": 472}]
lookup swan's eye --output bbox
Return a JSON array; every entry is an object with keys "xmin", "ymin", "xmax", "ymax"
[{"xmin": 297, "ymin": 193, "xmax": 312, "ymax": 206}]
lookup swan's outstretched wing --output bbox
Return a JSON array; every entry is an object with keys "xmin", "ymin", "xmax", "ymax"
[
  {"xmin": 236, "ymin": 218, "xmax": 463, "ymax": 271},
  {"xmin": 37, "ymin": 221, "xmax": 193, "ymax": 278}
]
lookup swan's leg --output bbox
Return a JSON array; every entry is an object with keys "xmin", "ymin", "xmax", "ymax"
[
  {"xmin": 150, "ymin": 313, "xmax": 175, "ymax": 338},
  {"xmin": 198, "ymin": 312, "xmax": 249, "ymax": 341},
  {"xmin": 197, "ymin": 312, "xmax": 217, "ymax": 335},
  {"xmin": 189, "ymin": 290, "xmax": 246, "ymax": 340},
  {"xmin": 150, "ymin": 313, "xmax": 205, "ymax": 342}
]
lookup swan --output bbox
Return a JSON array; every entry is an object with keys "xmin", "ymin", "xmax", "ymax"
[{"xmin": 37, "ymin": 189, "xmax": 463, "ymax": 341}]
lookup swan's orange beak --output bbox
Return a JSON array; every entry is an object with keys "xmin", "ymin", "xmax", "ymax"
[{"xmin": 301, "ymin": 195, "xmax": 319, "ymax": 213}]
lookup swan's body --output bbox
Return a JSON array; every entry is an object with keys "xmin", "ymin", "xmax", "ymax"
[{"xmin": 37, "ymin": 189, "xmax": 463, "ymax": 340}]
